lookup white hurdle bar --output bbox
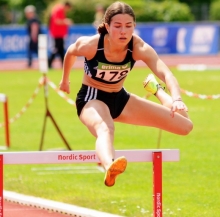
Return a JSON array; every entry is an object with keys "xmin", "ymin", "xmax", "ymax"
[{"xmin": 0, "ymin": 149, "xmax": 180, "ymax": 217}]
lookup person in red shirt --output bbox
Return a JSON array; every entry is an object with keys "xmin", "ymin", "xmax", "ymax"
[{"xmin": 48, "ymin": 1, "xmax": 73, "ymax": 68}]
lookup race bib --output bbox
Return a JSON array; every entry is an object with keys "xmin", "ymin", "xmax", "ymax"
[{"xmin": 95, "ymin": 62, "xmax": 131, "ymax": 82}]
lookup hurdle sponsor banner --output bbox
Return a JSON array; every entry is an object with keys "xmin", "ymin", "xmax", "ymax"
[
  {"xmin": 0, "ymin": 149, "xmax": 179, "ymax": 165},
  {"xmin": 115, "ymin": 149, "xmax": 179, "ymax": 162}
]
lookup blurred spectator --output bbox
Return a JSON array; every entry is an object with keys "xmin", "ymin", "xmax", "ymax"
[
  {"xmin": 93, "ymin": 4, "xmax": 105, "ymax": 29},
  {"xmin": 48, "ymin": 1, "xmax": 73, "ymax": 68},
  {"xmin": 24, "ymin": 5, "xmax": 41, "ymax": 68}
]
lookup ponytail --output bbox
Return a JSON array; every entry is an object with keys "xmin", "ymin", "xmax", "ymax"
[{"xmin": 97, "ymin": 23, "xmax": 108, "ymax": 34}]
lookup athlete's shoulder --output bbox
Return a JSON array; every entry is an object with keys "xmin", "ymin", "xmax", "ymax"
[
  {"xmin": 76, "ymin": 34, "xmax": 99, "ymax": 48},
  {"xmin": 132, "ymin": 34, "xmax": 147, "ymax": 46},
  {"xmin": 132, "ymin": 34, "xmax": 154, "ymax": 61},
  {"xmin": 75, "ymin": 34, "xmax": 100, "ymax": 59}
]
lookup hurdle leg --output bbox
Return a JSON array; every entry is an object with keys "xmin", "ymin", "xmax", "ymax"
[
  {"xmin": 39, "ymin": 113, "xmax": 47, "ymax": 151},
  {"xmin": 39, "ymin": 109, "xmax": 72, "ymax": 151},
  {"xmin": 46, "ymin": 110, "xmax": 72, "ymax": 150},
  {"xmin": 39, "ymin": 74, "xmax": 71, "ymax": 151},
  {"xmin": 153, "ymin": 152, "xmax": 162, "ymax": 217},
  {"xmin": 0, "ymin": 155, "xmax": 3, "ymax": 217}
]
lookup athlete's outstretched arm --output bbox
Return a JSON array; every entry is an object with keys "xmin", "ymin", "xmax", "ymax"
[
  {"xmin": 59, "ymin": 44, "xmax": 77, "ymax": 93},
  {"xmin": 133, "ymin": 35, "xmax": 189, "ymax": 118},
  {"xmin": 59, "ymin": 36, "xmax": 97, "ymax": 94}
]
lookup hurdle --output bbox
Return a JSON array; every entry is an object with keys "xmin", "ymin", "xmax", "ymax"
[
  {"xmin": 0, "ymin": 149, "xmax": 179, "ymax": 217},
  {"xmin": 0, "ymin": 94, "xmax": 9, "ymax": 148}
]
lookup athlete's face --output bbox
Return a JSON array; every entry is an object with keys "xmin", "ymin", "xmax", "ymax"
[{"xmin": 106, "ymin": 14, "xmax": 135, "ymax": 45}]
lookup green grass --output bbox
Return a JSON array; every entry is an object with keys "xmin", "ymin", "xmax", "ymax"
[{"xmin": 0, "ymin": 68, "xmax": 220, "ymax": 217}]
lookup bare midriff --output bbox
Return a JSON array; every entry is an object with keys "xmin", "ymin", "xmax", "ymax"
[{"xmin": 82, "ymin": 73, "xmax": 125, "ymax": 93}]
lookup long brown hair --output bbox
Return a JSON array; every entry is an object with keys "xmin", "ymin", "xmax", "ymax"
[{"xmin": 97, "ymin": 1, "xmax": 136, "ymax": 35}]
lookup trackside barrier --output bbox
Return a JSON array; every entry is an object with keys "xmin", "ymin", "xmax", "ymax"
[
  {"xmin": 0, "ymin": 149, "xmax": 179, "ymax": 217},
  {"xmin": 0, "ymin": 94, "xmax": 9, "ymax": 148},
  {"xmin": 180, "ymin": 88, "xmax": 220, "ymax": 100}
]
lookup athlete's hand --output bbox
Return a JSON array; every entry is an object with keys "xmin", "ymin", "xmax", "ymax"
[
  {"xmin": 170, "ymin": 100, "xmax": 188, "ymax": 118},
  {"xmin": 59, "ymin": 80, "xmax": 70, "ymax": 94}
]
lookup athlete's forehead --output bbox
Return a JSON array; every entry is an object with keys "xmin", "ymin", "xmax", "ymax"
[{"xmin": 110, "ymin": 14, "xmax": 134, "ymax": 24}]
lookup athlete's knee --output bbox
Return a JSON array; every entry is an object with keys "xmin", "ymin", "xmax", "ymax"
[
  {"xmin": 180, "ymin": 120, "xmax": 193, "ymax": 135},
  {"xmin": 96, "ymin": 121, "xmax": 115, "ymax": 136}
]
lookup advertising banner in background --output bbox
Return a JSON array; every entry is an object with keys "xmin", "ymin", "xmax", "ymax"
[
  {"xmin": 0, "ymin": 23, "xmax": 219, "ymax": 60},
  {"xmin": 136, "ymin": 23, "xmax": 219, "ymax": 55},
  {"xmin": 176, "ymin": 25, "xmax": 219, "ymax": 54},
  {"xmin": 0, "ymin": 27, "xmax": 29, "ymax": 59}
]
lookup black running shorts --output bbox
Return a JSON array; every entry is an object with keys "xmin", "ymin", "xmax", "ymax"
[{"xmin": 76, "ymin": 84, "xmax": 130, "ymax": 119}]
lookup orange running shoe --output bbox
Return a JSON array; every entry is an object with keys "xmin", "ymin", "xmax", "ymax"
[{"xmin": 104, "ymin": 156, "xmax": 127, "ymax": 187}]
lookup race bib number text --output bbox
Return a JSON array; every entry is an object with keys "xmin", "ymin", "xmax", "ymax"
[{"xmin": 96, "ymin": 62, "xmax": 131, "ymax": 82}]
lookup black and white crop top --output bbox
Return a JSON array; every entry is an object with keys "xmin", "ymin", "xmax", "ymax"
[{"xmin": 84, "ymin": 34, "xmax": 136, "ymax": 84}]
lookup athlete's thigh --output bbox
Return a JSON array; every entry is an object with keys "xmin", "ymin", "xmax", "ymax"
[
  {"xmin": 79, "ymin": 99, "xmax": 114, "ymax": 136},
  {"xmin": 115, "ymin": 93, "xmax": 191, "ymax": 134},
  {"xmin": 115, "ymin": 93, "xmax": 165, "ymax": 125}
]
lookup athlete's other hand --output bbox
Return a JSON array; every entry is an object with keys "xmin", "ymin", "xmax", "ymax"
[
  {"xmin": 59, "ymin": 80, "xmax": 70, "ymax": 94},
  {"xmin": 170, "ymin": 100, "xmax": 188, "ymax": 118}
]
